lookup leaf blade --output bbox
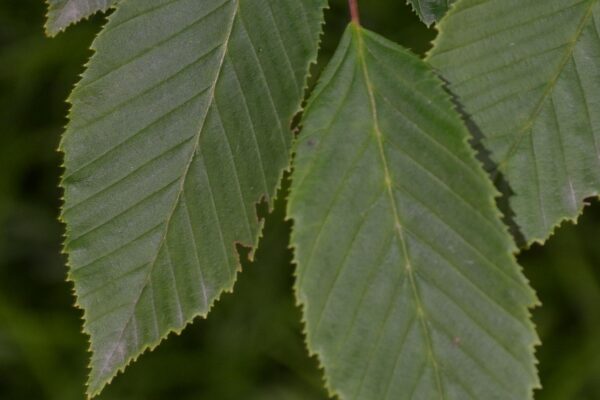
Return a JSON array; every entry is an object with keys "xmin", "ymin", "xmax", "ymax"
[
  {"xmin": 45, "ymin": 0, "xmax": 118, "ymax": 36},
  {"xmin": 428, "ymin": 0, "xmax": 600, "ymax": 244},
  {"xmin": 407, "ymin": 0, "xmax": 456, "ymax": 26},
  {"xmin": 60, "ymin": 0, "xmax": 326, "ymax": 396},
  {"xmin": 289, "ymin": 24, "xmax": 539, "ymax": 400}
]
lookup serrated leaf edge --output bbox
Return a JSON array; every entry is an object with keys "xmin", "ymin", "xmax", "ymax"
[
  {"xmin": 426, "ymin": 0, "xmax": 600, "ymax": 248},
  {"xmin": 56, "ymin": 0, "xmax": 328, "ymax": 397},
  {"xmin": 288, "ymin": 22, "xmax": 541, "ymax": 400}
]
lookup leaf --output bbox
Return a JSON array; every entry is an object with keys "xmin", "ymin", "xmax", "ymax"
[
  {"xmin": 289, "ymin": 24, "xmax": 539, "ymax": 400},
  {"xmin": 428, "ymin": 0, "xmax": 600, "ymax": 244},
  {"xmin": 407, "ymin": 0, "xmax": 456, "ymax": 26},
  {"xmin": 45, "ymin": 0, "xmax": 118, "ymax": 36},
  {"xmin": 60, "ymin": 0, "xmax": 325, "ymax": 396}
]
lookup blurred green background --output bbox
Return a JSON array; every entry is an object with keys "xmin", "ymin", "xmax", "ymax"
[{"xmin": 0, "ymin": 1, "xmax": 599, "ymax": 399}]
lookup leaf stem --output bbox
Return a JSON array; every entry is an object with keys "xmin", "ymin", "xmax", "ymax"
[{"xmin": 348, "ymin": 0, "xmax": 360, "ymax": 24}]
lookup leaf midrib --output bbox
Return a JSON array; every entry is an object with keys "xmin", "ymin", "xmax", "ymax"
[
  {"xmin": 352, "ymin": 24, "xmax": 446, "ymax": 400},
  {"xmin": 92, "ymin": 0, "xmax": 239, "ymax": 391}
]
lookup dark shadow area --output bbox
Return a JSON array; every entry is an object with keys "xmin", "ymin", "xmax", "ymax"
[{"xmin": 439, "ymin": 79, "xmax": 527, "ymax": 247}]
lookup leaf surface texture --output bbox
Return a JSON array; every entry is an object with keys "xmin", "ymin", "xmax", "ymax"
[
  {"xmin": 429, "ymin": 0, "xmax": 600, "ymax": 243},
  {"xmin": 289, "ymin": 25, "xmax": 539, "ymax": 400},
  {"xmin": 407, "ymin": 0, "xmax": 456, "ymax": 26},
  {"xmin": 60, "ymin": 0, "xmax": 325, "ymax": 395},
  {"xmin": 45, "ymin": 0, "xmax": 118, "ymax": 36}
]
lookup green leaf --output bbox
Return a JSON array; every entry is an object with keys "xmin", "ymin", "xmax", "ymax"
[
  {"xmin": 428, "ymin": 0, "xmax": 600, "ymax": 244},
  {"xmin": 45, "ymin": 0, "xmax": 118, "ymax": 36},
  {"xmin": 60, "ymin": 0, "xmax": 325, "ymax": 396},
  {"xmin": 289, "ymin": 24, "xmax": 539, "ymax": 399},
  {"xmin": 407, "ymin": 0, "xmax": 456, "ymax": 26}
]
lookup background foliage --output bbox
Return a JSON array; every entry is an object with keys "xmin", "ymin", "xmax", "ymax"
[{"xmin": 0, "ymin": 0, "xmax": 598, "ymax": 399}]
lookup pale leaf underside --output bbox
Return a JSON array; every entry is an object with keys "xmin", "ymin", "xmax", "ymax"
[
  {"xmin": 45, "ymin": 0, "xmax": 118, "ymax": 36},
  {"xmin": 429, "ymin": 0, "xmax": 600, "ymax": 244},
  {"xmin": 289, "ymin": 25, "xmax": 539, "ymax": 400},
  {"xmin": 60, "ymin": 0, "xmax": 325, "ymax": 396},
  {"xmin": 407, "ymin": 0, "xmax": 456, "ymax": 26}
]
